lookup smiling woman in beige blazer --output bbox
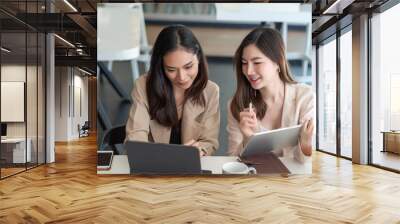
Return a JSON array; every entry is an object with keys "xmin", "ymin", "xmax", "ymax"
[
  {"xmin": 125, "ymin": 25, "xmax": 220, "ymax": 156},
  {"xmin": 227, "ymin": 27, "xmax": 315, "ymax": 163}
]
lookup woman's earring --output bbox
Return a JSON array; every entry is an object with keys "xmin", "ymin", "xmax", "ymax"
[{"xmin": 277, "ymin": 67, "xmax": 281, "ymax": 73}]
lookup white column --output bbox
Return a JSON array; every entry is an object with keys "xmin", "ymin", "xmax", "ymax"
[
  {"xmin": 46, "ymin": 33, "xmax": 55, "ymax": 163},
  {"xmin": 352, "ymin": 14, "xmax": 369, "ymax": 164}
]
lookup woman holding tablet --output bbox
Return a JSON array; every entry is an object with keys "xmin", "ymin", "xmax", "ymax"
[
  {"xmin": 125, "ymin": 25, "xmax": 220, "ymax": 156},
  {"xmin": 227, "ymin": 27, "xmax": 315, "ymax": 163}
]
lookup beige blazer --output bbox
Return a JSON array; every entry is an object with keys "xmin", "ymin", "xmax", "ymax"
[
  {"xmin": 227, "ymin": 83, "xmax": 315, "ymax": 163},
  {"xmin": 125, "ymin": 75, "xmax": 220, "ymax": 155}
]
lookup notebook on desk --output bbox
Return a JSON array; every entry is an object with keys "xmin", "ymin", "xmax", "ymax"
[{"xmin": 239, "ymin": 153, "xmax": 290, "ymax": 174}]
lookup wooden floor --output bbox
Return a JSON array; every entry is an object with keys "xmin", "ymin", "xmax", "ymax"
[
  {"xmin": 1, "ymin": 163, "xmax": 44, "ymax": 178},
  {"xmin": 372, "ymin": 151, "xmax": 400, "ymax": 171},
  {"xmin": 1, "ymin": 167, "xmax": 25, "ymax": 178},
  {"xmin": 1, "ymin": 135, "xmax": 400, "ymax": 223}
]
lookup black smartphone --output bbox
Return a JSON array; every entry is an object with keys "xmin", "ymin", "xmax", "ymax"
[{"xmin": 97, "ymin": 150, "xmax": 114, "ymax": 170}]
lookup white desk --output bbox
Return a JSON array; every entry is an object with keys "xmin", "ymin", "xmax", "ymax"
[
  {"xmin": 1, "ymin": 138, "xmax": 32, "ymax": 163},
  {"xmin": 97, "ymin": 155, "xmax": 311, "ymax": 175}
]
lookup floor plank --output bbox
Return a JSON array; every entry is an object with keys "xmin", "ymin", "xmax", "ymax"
[
  {"xmin": 0, "ymin": 134, "xmax": 400, "ymax": 223},
  {"xmin": 373, "ymin": 151, "xmax": 400, "ymax": 171}
]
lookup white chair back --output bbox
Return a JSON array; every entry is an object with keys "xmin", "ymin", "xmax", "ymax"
[{"xmin": 97, "ymin": 3, "xmax": 143, "ymax": 61}]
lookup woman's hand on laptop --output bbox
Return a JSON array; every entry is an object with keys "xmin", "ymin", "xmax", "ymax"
[
  {"xmin": 184, "ymin": 139, "xmax": 206, "ymax": 157},
  {"xmin": 299, "ymin": 119, "xmax": 314, "ymax": 156},
  {"xmin": 239, "ymin": 107, "xmax": 258, "ymax": 142}
]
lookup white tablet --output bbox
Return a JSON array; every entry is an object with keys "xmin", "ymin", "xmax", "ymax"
[{"xmin": 240, "ymin": 125, "xmax": 302, "ymax": 158}]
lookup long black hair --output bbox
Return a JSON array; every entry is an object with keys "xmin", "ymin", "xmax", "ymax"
[
  {"xmin": 146, "ymin": 24, "xmax": 208, "ymax": 127},
  {"xmin": 231, "ymin": 27, "xmax": 296, "ymax": 121}
]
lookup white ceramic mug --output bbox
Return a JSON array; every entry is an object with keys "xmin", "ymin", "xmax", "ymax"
[{"xmin": 222, "ymin": 162, "xmax": 257, "ymax": 174}]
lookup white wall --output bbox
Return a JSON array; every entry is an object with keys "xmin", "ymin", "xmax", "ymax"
[
  {"xmin": 54, "ymin": 67, "xmax": 89, "ymax": 141},
  {"xmin": 1, "ymin": 65, "xmax": 26, "ymax": 128},
  {"xmin": 1, "ymin": 64, "xmax": 46, "ymax": 163},
  {"xmin": 71, "ymin": 72, "xmax": 89, "ymax": 138},
  {"xmin": 1, "ymin": 65, "xmax": 36, "ymax": 138},
  {"xmin": 55, "ymin": 66, "xmax": 69, "ymax": 141}
]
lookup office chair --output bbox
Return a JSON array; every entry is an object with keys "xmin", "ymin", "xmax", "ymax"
[
  {"xmin": 78, "ymin": 121, "xmax": 90, "ymax": 138},
  {"xmin": 82, "ymin": 121, "xmax": 90, "ymax": 131},
  {"xmin": 99, "ymin": 124, "xmax": 126, "ymax": 155},
  {"xmin": 97, "ymin": 61, "xmax": 132, "ymax": 154}
]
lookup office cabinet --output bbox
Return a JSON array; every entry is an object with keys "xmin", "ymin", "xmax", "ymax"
[
  {"xmin": 382, "ymin": 131, "xmax": 400, "ymax": 154},
  {"xmin": 0, "ymin": 138, "xmax": 32, "ymax": 164}
]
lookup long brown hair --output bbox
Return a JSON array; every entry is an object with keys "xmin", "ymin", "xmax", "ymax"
[
  {"xmin": 230, "ymin": 27, "xmax": 296, "ymax": 121},
  {"xmin": 147, "ymin": 25, "xmax": 208, "ymax": 127}
]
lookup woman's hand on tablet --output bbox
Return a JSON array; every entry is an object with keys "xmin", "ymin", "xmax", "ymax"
[{"xmin": 299, "ymin": 119, "xmax": 314, "ymax": 156}]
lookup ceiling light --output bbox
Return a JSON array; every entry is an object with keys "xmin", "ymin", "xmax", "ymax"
[
  {"xmin": 54, "ymin": 34, "xmax": 75, "ymax": 48},
  {"xmin": 63, "ymin": 0, "xmax": 78, "ymax": 12},
  {"xmin": 1, "ymin": 47, "xmax": 11, "ymax": 53},
  {"xmin": 323, "ymin": 0, "xmax": 355, "ymax": 15},
  {"xmin": 78, "ymin": 67, "xmax": 93, "ymax": 76}
]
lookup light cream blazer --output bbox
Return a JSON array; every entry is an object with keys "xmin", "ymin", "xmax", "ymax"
[
  {"xmin": 227, "ymin": 83, "xmax": 315, "ymax": 163},
  {"xmin": 125, "ymin": 75, "xmax": 220, "ymax": 155}
]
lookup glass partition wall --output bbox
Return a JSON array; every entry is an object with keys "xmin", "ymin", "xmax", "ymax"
[
  {"xmin": 315, "ymin": 0, "xmax": 400, "ymax": 172},
  {"xmin": 317, "ymin": 36, "xmax": 337, "ymax": 155},
  {"xmin": 370, "ymin": 3, "xmax": 400, "ymax": 171},
  {"xmin": 316, "ymin": 27, "xmax": 353, "ymax": 159},
  {"xmin": 0, "ymin": 2, "xmax": 46, "ymax": 179},
  {"xmin": 339, "ymin": 28, "xmax": 352, "ymax": 159}
]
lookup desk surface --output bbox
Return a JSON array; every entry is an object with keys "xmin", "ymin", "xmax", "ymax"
[
  {"xmin": 97, "ymin": 155, "xmax": 311, "ymax": 175},
  {"xmin": 381, "ymin": 131, "xmax": 400, "ymax": 134},
  {"xmin": 1, "ymin": 138, "xmax": 29, "ymax": 143}
]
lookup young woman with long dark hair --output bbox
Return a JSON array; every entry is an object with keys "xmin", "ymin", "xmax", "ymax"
[
  {"xmin": 125, "ymin": 25, "xmax": 220, "ymax": 156},
  {"xmin": 227, "ymin": 27, "xmax": 315, "ymax": 163}
]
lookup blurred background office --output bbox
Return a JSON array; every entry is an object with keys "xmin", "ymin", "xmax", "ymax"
[{"xmin": 97, "ymin": 3, "xmax": 312, "ymax": 155}]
